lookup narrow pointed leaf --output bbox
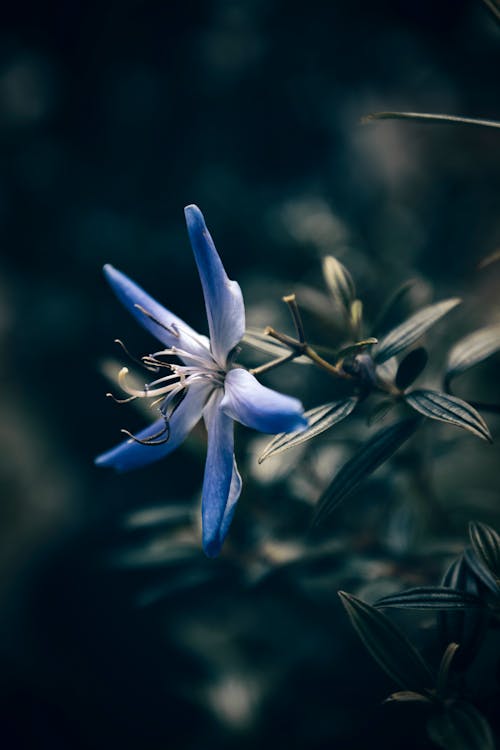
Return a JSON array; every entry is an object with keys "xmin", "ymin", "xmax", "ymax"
[
  {"xmin": 405, "ymin": 390, "xmax": 492, "ymax": 443},
  {"xmin": 258, "ymin": 397, "xmax": 358, "ymax": 463},
  {"xmin": 313, "ymin": 417, "xmax": 420, "ymax": 524},
  {"xmin": 464, "ymin": 548, "xmax": 499, "ymax": 593},
  {"xmin": 385, "ymin": 691, "xmax": 433, "ymax": 704},
  {"xmin": 395, "ymin": 347, "xmax": 428, "ymax": 390},
  {"xmin": 374, "ymin": 298, "xmax": 461, "ymax": 364},
  {"xmin": 338, "ymin": 591, "xmax": 434, "ymax": 691},
  {"xmin": 322, "ymin": 255, "xmax": 355, "ymax": 310},
  {"xmin": 445, "ymin": 325, "xmax": 500, "ymax": 387},
  {"xmin": 427, "ymin": 702, "xmax": 495, "ymax": 750},
  {"xmin": 375, "ymin": 587, "xmax": 484, "ymax": 611},
  {"xmin": 469, "ymin": 521, "xmax": 500, "ymax": 584},
  {"xmin": 363, "ymin": 111, "xmax": 500, "ymax": 130},
  {"xmin": 436, "ymin": 643, "xmax": 460, "ymax": 698},
  {"xmin": 438, "ymin": 554, "xmax": 488, "ymax": 669}
]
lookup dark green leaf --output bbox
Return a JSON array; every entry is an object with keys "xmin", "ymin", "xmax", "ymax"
[
  {"xmin": 436, "ymin": 643, "xmax": 460, "ymax": 698},
  {"xmin": 367, "ymin": 398, "xmax": 396, "ymax": 426},
  {"xmin": 427, "ymin": 701, "xmax": 495, "ymax": 750},
  {"xmin": 445, "ymin": 325, "xmax": 500, "ymax": 387},
  {"xmin": 395, "ymin": 347, "xmax": 428, "ymax": 390},
  {"xmin": 338, "ymin": 591, "xmax": 434, "ymax": 691},
  {"xmin": 313, "ymin": 418, "xmax": 421, "ymax": 525},
  {"xmin": 438, "ymin": 555, "xmax": 488, "ymax": 669},
  {"xmin": 258, "ymin": 397, "xmax": 358, "ymax": 463},
  {"xmin": 405, "ymin": 390, "xmax": 492, "ymax": 443},
  {"xmin": 481, "ymin": 0, "xmax": 500, "ymax": 23},
  {"xmin": 464, "ymin": 548, "xmax": 499, "ymax": 594},
  {"xmin": 363, "ymin": 111, "xmax": 500, "ymax": 130},
  {"xmin": 374, "ymin": 298, "xmax": 461, "ymax": 364},
  {"xmin": 375, "ymin": 587, "xmax": 484, "ymax": 611},
  {"xmin": 469, "ymin": 521, "xmax": 500, "ymax": 584},
  {"xmin": 385, "ymin": 691, "xmax": 433, "ymax": 704},
  {"xmin": 322, "ymin": 255, "xmax": 356, "ymax": 310}
]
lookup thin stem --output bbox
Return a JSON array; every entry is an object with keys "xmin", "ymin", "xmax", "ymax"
[
  {"xmin": 283, "ymin": 294, "xmax": 306, "ymax": 343},
  {"xmin": 249, "ymin": 352, "xmax": 297, "ymax": 376}
]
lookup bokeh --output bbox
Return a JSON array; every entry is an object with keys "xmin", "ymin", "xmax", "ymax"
[{"xmin": 1, "ymin": 1, "xmax": 499, "ymax": 748}]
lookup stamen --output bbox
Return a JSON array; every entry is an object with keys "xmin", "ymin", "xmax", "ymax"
[
  {"xmin": 106, "ymin": 392, "xmax": 138, "ymax": 404},
  {"xmin": 121, "ymin": 419, "xmax": 171, "ymax": 446},
  {"xmin": 114, "ymin": 339, "xmax": 158, "ymax": 372},
  {"xmin": 134, "ymin": 304, "xmax": 180, "ymax": 338},
  {"xmin": 118, "ymin": 367, "xmax": 186, "ymax": 398}
]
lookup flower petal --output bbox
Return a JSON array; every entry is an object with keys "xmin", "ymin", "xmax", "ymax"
[
  {"xmin": 103, "ymin": 264, "xmax": 210, "ymax": 360},
  {"xmin": 221, "ymin": 368, "xmax": 307, "ymax": 434},
  {"xmin": 201, "ymin": 390, "xmax": 241, "ymax": 557},
  {"xmin": 95, "ymin": 379, "xmax": 211, "ymax": 472},
  {"xmin": 184, "ymin": 205, "xmax": 245, "ymax": 366}
]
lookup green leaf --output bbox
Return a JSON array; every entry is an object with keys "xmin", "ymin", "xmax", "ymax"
[
  {"xmin": 438, "ymin": 554, "xmax": 488, "ymax": 670},
  {"xmin": 427, "ymin": 701, "xmax": 495, "ymax": 750},
  {"xmin": 385, "ymin": 691, "xmax": 433, "ymax": 704},
  {"xmin": 469, "ymin": 521, "xmax": 500, "ymax": 584},
  {"xmin": 464, "ymin": 548, "xmax": 499, "ymax": 594},
  {"xmin": 405, "ymin": 390, "xmax": 492, "ymax": 443},
  {"xmin": 395, "ymin": 347, "xmax": 428, "ymax": 391},
  {"xmin": 243, "ymin": 328, "xmax": 310, "ymax": 363},
  {"xmin": 338, "ymin": 592, "xmax": 434, "ymax": 691},
  {"xmin": 445, "ymin": 325, "xmax": 500, "ymax": 387},
  {"xmin": 322, "ymin": 255, "xmax": 356, "ymax": 310},
  {"xmin": 375, "ymin": 587, "xmax": 484, "ymax": 611},
  {"xmin": 258, "ymin": 397, "xmax": 358, "ymax": 463},
  {"xmin": 436, "ymin": 643, "xmax": 460, "ymax": 699},
  {"xmin": 374, "ymin": 298, "xmax": 461, "ymax": 364},
  {"xmin": 313, "ymin": 417, "xmax": 421, "ymax": 525},
  {"xmin": 363, "ymin": 111, "xmax": 500, "ymax": 130}
]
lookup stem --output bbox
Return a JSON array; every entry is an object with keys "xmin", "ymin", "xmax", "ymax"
[
  {"xmin": 283, "ymin": 294, "xmax": 306, "ymax": 343},
  {"xmin": 249, "ymin": 352, "xmax": 297, "ymax": 376}
]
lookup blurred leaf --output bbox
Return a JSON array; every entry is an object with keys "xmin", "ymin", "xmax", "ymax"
[
  {"xmin": 464, "ymin": 548, "xmax": 500, "ymax": 594},
  {"xmin": 469, "ymin": 521, "xmax": 500, "ymax": 584},
  {"xmin": 313, "ymin": 418, "xmax": 421, "ymax": 525},
  {"xmin": 405, "ymin": 390, "xmax": 492, "ymax": 443},
  {"xmin": 395, "ymin": 347, "xmax": 428, "ymax": 391},
  {"xmin": 481, "ymin": 0, "xmax": 500, "ymax": 23},
  {"xmin": 372, "ymin": 279, "xmax": 417, "ymax": 337},
  {"xmin": 375, "ymin": 587, "xmax": 484, "ymax": 611},
  {"xmin": 478, "ymin": 249, "xmax": 500, "ymax": 269},
  {"xmin": 427, "ymin": 701, "xmax": 495, "ymax": 750},
  {"xmin": 439, "ymin": 554, "xmax": 488, "ymax": 670},
  {"xmin": 258, "ymin": 397, "xmax": 359, "ymax": 463},
  {"xmin": 338, "ymin": 592, "xmax": 434, "ymax": 691},
  {"xmin": 385, "ymin": 691, "xmax": 433, "ymax": 704},
  {"xmin": 374, "ymin": 298, "xmax": 461, "ymax": 364},
  {"xmin": 243, "ymin": 328, "xmax": 310, "ymax": 363},
  {"xmin": 436, "ymin": 643, "xmax": 460, "ymax": 698},
  {"xmin": 363, "ymin": 111, "xmax": 500, "ymax": 130},
  {"xmin": 349, "ymin": 299, "xmax": 363, "ymax": 335},
  {"xmin": 322, "ymin": 255, "xmax": 355, "ymax": 310},
  {"xmin": 445, "ymin": 325, "xmax": 500, "ymax": 387},
  {"xmin": 367, "ymin": 398, "xmax": 396, "ymax": 425}
]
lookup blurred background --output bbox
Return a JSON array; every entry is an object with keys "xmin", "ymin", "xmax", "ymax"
[{"xmin": 0, "ymin": 1, "xmax": 499, "ymax": 748}]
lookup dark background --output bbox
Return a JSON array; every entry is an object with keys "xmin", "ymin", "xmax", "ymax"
[{"xmin": 0, "ymin": 1, "xmax": 499, "ymax": 748}]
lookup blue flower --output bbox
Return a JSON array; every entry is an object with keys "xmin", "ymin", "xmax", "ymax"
[{"xmin": 96, "ymin": 205, "xmax": 306, "ymax": 557}]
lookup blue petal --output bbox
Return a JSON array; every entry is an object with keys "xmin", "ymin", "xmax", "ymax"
[
  {"xmin": 184, "ymin": 205, "xmax": 245, "ymax": 367},
  {"xmin": 103, "ymin": 264, "xmax": 210, "ymax": 360},
  {"xmin": 201, "ymin": 390, "xmax": 241, "ymax": 557},
  {"xmin": 95, "ymin": 379, "xmax": 211, "ymax": 472},
  {"xmin": 221, "ymin": 368, "xmax": 307, "ymax": 434}
]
